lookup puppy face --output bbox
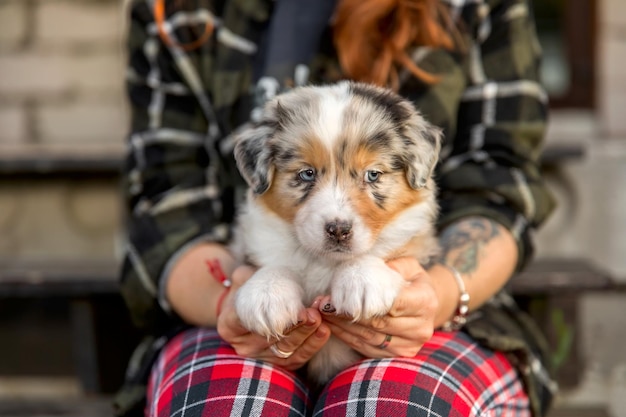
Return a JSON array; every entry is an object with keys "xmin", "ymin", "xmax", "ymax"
[{"xmin": 235, "ymin": 82, "xmax": 441, "ymax": 259}]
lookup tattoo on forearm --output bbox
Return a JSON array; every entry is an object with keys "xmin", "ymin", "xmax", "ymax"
[{"xmin": 437, "ymin": 217, "xmax": 500, "ymax": 276}]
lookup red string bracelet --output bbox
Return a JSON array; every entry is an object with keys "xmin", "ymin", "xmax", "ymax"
[{"xmin": 205, "ymin": 259, "xmax": 232, "ymax": 317}]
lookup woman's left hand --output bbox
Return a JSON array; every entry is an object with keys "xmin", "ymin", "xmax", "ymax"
[{"xmin": 319, "ymin": 257, "xmax": 439, "ymax": 358}]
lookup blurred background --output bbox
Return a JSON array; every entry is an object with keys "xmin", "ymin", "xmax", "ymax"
[{"xmin": 0, "ymin": 0, "xmax": 624, "ymax": 416}]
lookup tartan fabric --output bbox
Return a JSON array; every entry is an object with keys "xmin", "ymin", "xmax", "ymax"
[
  {"xmin": 116, "ymin": 0, "xmax": 557, "ymax": 415},
  {"xmin": 147, "ymin": 328, "xmax": 530, "ymax": 417},
  {"xmin": 314, "ymin": 331, "xmax": 529, "ymax": 417},
  {"xmin": 147, "ymin": 328, "xmax": 310, "ymax": 417}
]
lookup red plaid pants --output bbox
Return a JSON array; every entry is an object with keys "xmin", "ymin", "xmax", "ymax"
[{"xmin": 147, "ymin": 328, "xmax": 530, "ymax": 416}]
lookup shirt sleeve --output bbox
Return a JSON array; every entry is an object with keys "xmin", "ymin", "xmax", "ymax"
[
  {"xmin": 119, "ymin": 0, "xmax": 239, "ymax": 333},
  {"xmin": 435, "ymin": 0, "xmax": 556, "ymax": 270}
]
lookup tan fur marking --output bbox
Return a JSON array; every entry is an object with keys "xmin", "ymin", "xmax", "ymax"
[
  {"xmin": 259, "ymin": 134, "xmax": 330, "ymax": 222},
  {"xmin": 342, "ymin": 146, "xmax": 424, "ymax": 238},
  {"xmin": 301, "ymin": 135, "xmax": 331, "ymax": 172},
  {"xmin": 258, "ymin": 171, "xmax": 300, "ymax": 222}
]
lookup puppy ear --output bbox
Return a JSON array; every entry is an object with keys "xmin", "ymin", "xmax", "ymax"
[
  {"xmin": 401, "ymin": 113, "xmax": 442, "ymax": 190},
  {"xmin": 234, "ymin": 101, "xmax": 285, "ymax": 194}
]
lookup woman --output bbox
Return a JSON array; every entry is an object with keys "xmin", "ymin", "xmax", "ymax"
[{"xmin": 114, "ymin": 0, "xmax": 557, "ymax": 415}]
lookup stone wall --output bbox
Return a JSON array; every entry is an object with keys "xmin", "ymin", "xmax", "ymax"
[
  {"xmin": 535, "ymin": 0, "xmax": 626, "ymax": 282},
  {"xmin": 0, "ymin": 178, "xmax": 122, "ymax": 262},
  {"xmin": 0, "ymin": 0, "xmax": 128, "ymax": 146},
  {"xmin": 0, "ymin": 0, "xmax": 127, "ymax": 262},
  {"xmin": 598, "ymin": 0, "xmax": 626, "ymax": 137}
]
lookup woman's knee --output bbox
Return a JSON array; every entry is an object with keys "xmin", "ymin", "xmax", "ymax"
[
  {"xmin": 313, "ymin": 332, "xmax": 530, "ymax": 417},
  {"xmin": 147, "ymin": 328, "xmax": 311, "ymax": 417}
]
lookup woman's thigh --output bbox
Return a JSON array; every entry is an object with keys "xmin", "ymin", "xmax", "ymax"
[
  {"xmin": 147, "ymin": 328, "xmax": 311, "ymax": 417},
  {"xmin": 313, "ymin": 330, "xmax": 530, "ymax": 417}
]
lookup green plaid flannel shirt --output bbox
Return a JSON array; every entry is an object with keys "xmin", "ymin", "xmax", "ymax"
[{"xmin": 117, "ymin": 0, "xmax": 556, "ymax": 415}]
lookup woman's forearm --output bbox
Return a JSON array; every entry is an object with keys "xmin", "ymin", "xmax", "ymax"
[
  {"xmin": 166, "ymin": 243, "xmax": 237, "ymax": 327},
  {"xmin": 429, "ymin": 216, "xmax": 518, "ymax": 328},
  {"xmin": 166, "ymin": 217, "xmax": 516, "ymax": 329}
]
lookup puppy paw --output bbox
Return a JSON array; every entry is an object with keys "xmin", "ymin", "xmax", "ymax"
[
  {"xmin": 331, "ymin": 256, "xmax": 405, "ymax": 320},
  {"xmin": 234, "ymin": 266, "xmax": 304, "ymax": 339}
]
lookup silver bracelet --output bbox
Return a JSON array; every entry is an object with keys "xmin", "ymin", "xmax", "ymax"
[{"xmin": 441, "ymin": 264, "xmax": 470, "ymax": 331}]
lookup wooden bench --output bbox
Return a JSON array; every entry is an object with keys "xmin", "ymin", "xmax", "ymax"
[
  {"xmin": 0, "ymin": 143, "xmax": 624, "ymax": 416},
  {"xmin": 0, "ymin": 397, "xmax": 114, "ymax": 417},
  {"xmin": 0, "ymin": 261, "xmax": 139, "ymax": 395},
  {"xmin": 0, "ymin": 146, "xmax": 130, "ymax": 396},
  {"xmin": 2, "ymin": 257, "xmax": 624, "ymax": 394},
  {"xmin": 508, "ymin": 259, "xmax": 626, "ymax": 389},
  {"xmin": 0, "ymin": 257, "xmax": 617, "ymax": 298}
]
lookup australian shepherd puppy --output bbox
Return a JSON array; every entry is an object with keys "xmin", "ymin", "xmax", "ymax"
[{"xmin": 231, "ymin": 81, "xmax": 441, "ymax": 384}]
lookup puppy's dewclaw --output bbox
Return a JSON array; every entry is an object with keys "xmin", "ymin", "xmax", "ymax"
[{"xmin": 231, "ymin": 81, "xmax": 442, "ymax": 383}]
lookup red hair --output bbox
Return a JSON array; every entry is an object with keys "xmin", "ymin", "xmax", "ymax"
[
  {"xmin": 333, "ymin": 0, "xmax": 457, "ymax": 90},
  {"xmin": 154, "ymin": 0, "xmax": 458, "ymax": 88}
]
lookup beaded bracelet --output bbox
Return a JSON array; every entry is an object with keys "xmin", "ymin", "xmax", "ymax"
[
  {"xmin": 205, "ymin": 259, "xmax": 232, "ymax": 317},
  {"xmin": 441, "ymin": 264, "xmax": 470, "ymax": 331}
]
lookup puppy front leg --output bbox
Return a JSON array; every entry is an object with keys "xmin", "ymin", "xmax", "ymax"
[
  {"xmin": 235, "ymin": 266, "xmax": 304, "ymax": 339},
  {"xmin": 331, "ymin": 256, "xmax": 405, "ymax": 321}
]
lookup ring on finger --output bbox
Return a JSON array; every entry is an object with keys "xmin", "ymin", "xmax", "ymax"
[
  {"xmin": 269, "ymin": 343, "xmax": 294, "ymax": 359},
  {"xmin": 377, "ymin": 334, "xmax": 392, "ymax": 350}
]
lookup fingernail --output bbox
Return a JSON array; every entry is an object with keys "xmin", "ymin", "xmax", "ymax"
[
  {"xmin": 316, "ymin": 326, "xmax": 328, "ymax": 338},
  {"xmin": 321, "ymin": 302, "xmax": 336, "ymax": 314}
]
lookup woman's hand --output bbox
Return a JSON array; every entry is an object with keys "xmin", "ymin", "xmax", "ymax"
[
  {"xmin": 217, "ymin": 265, "xmax": 331, "ymax": 371},
  {"xmin": 319, "ymin": 257, "xmax": 438, "ymax": 359}
]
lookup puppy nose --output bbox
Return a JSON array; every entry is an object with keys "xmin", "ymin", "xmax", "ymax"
[{"xmin": 325, "ymin": 221, "xmax": 352, "ymax": 243}]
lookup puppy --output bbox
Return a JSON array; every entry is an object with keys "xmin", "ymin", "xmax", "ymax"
[{"xmin": 230, "ymin": 81, "xmax": 441, "ymax": 384}]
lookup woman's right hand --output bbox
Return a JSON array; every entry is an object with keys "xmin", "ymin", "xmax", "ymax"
[{"xmin": 217, "ymin": 265, "xmax": 331, "ymax": 371}]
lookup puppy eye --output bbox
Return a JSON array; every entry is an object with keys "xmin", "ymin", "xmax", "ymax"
[
  {"xmin": 298, "ymin": 168, "xmax": 316, "ymax": 182},
  {"xmin": 365, "ymin": 170, "xmax": 382, "ymax": 183}
]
